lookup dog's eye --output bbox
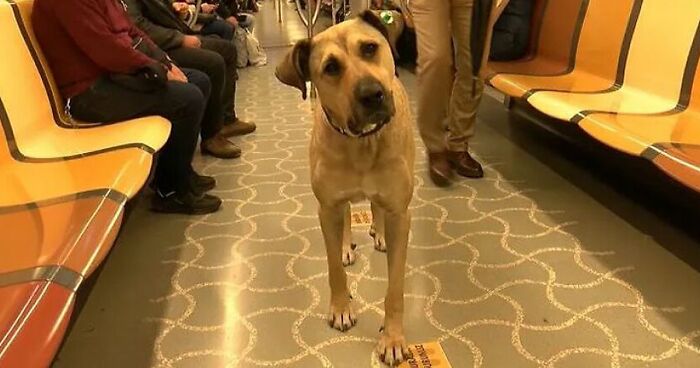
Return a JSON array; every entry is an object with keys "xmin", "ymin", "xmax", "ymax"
[
  {"xmin": 361, "ymin": 42, "xmax": 379, "ymax": 58},
  {"xmin": 323, "ymin": 59, "xmax": 342, "ymax": 76}
]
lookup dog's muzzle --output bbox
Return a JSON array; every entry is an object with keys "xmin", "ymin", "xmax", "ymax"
[{"xmin": 345, "ymin": 77, "xmax": 395, "ymax": 137}]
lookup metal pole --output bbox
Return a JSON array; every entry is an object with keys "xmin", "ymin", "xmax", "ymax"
[
  {"xmin": 277, "ymin": 0, "xmax": 283, "ymax": 23},
  {"xmin": 332, "ymin": 0, "xmax": 338, "ymax": 25}
]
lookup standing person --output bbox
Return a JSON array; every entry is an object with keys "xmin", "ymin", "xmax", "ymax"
[
  {"xmin": 350, "ymin": 0, "xmax": 369, "ymax": 16},
  {"xmin": 411, "ymin": 0, "xmax": 484, "ymax": 187},
  {"xmin": 32, "ymin": 0, "xmax": 222, "ymax": 214}
]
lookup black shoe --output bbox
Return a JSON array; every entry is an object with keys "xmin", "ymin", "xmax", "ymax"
[
  {"xmin": 151, "ymin": 190, "xmax": 222, "ymax": 215},
  {"xmin": 191, "ymin": 172, "xmax": 216, "ymax": 195}
]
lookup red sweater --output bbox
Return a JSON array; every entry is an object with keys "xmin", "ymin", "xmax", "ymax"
[{"xmin": 33, "ymin": 0, "xmax": 161, "ymax": 98}]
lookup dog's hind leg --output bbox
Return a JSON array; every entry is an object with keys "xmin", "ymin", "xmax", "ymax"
[
  {"xmin": 377, "ymin": 210, "xmax": 411, "ymax": 366},
  {"xmin": 370, "ymin": 202, "xmax": 386, "ymax": 252},
  {"xmin": 342, "ymin": 205, "xmax": 357, "ymax": 266},
  {"xmin": 319, "ymin": 202, "xmax": 357, "ymax": 332}
]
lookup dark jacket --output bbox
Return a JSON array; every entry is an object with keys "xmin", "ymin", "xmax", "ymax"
[
  {"xmin": 215, "ymin": 0, "xmax": 240, "ymax": 19},
  {"xmin": 124, "ymin": 0, "xmax": 195, "ymax": 51},
  {"xmin": 489, "ymin": 0, "xmax": 533, "ymax": 61},
  {"xmin": 32, "ymin": 0, "xmax": 167, "ymax": 98}
]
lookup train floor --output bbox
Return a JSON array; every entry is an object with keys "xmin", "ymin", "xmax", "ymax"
[{"xmin": 53, "ymin": 2, "xmax": 700, "ymax": 367}]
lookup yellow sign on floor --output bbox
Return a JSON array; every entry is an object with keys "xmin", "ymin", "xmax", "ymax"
[
  {"xmin": 351, "ymin": 209, "xmax": 372, "ymax": 226},
  {"xmin": 399, "ymin": 342, "xmax": 452, "ymax": 368}
]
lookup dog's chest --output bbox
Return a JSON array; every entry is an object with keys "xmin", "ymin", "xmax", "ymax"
[{"xmin": 326, "ymin": 166, "xmax": 387, "ymax": 204}]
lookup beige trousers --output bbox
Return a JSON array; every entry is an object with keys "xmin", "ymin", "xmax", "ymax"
[
  {"xmin": 350, "ymin": 0, "xmax": 369, "ymax": 16},
  {"xmin": 410, "ymin": 0, "xmax": 484, "ymax": 153}
]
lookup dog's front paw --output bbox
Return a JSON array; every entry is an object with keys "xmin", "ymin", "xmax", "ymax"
[
  {"xmin": 342, "ymin": 243, "xmax": 357, "ymax": 266},
  {"xmin": 328, "ymin": 302, "xmax": 356, "ymax": 332},
  {"xmin": 377, "ymin": 331, "xmax": 410, "ymax": 366}
]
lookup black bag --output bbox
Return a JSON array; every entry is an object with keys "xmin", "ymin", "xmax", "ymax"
[
  {"xmin": 109, "ymin": 63, "xmax": 168, "ymax": 92},
  {"xmin": 108, "ymin": 37, "xmax": 169, "ymax": 92}
]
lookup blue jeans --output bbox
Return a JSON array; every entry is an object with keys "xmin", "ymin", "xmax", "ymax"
[{"xmin": 201, "ymin": 18, "xmax": 234, "ymax": 40}]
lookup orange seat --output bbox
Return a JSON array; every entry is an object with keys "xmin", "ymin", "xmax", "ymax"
[
  {"xmin": 489, "ymin": 0, "xmax": 638, "ymax": 98},
  {"xmin": 576, "ymin": 56, "xmax": 700, "ymax": 192},
  {"xmin": 0, "ymin": 2, "xmax": 173, "ymax": 363},
  {"xmin": 0, "ymin": 112, "xmax": 154, "ymax": 205},
  {"xmin": 527, "ymin": 0, "xmax": 700, "ymax": 121},
  {"xmin": 2, "ymin": 0, "xmax": 171, "ymax": 159},
  {"xmin": 646, "ymin": 144, "xmax": 700, "ymax": 192},
  {"xmin": 487, "ymin": 0, "xmax": 586, "ymax": 77},
  {"xmin": 0, "ymin": 282, "xmax": 74, "ymax": 368},
  {"xmin": 0, "ymin": 194, "xmax": 125, "ymax": 278}
]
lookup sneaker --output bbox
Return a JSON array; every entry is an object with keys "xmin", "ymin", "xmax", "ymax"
[
  {"xmin": 201, "ymin": 135, "xmax": 242, "ymax": 159},
  {"xmin": 220, "ymin": 118, "xmax": 257, "ymax": 137},
  {"xmin": 151, "ymin": 190, "xmax": 222, "ymax": 215}
]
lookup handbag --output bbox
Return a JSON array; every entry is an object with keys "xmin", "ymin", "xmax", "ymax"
[
  {"xmin": 108, "ymin": 37, "xmax": 169, "ymax": 92},
  {"xmin": 233, "ymin": 26, "xmax": 249, "ymax": 68},
  {"xmin": 245, "ymin": 29, "xmax": 267, "ymax": 66}
]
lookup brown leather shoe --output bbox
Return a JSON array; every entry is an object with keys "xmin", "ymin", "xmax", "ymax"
[
  {"xmin": 428, "ymin": 152, "xmax": 453, "ymax": 187},
  {"xmin": 201, "ymin": 135, "xmax": 242, "ymax": 159},
  {"xmin": 220, "ymin": 118, "xmax": 256, "ymax": 137},
  {"xmin": 447, "ymin": 150, "xmax": 484, "ymax": 178}
]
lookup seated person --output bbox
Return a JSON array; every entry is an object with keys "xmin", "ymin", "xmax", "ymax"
[
  {"xmin": 216, "ymin": 0, "xmax": 256, "ymax": 33},
  {"xmin": 125, "ymin": 0, "xmax": 256, "ymax": 158},
  {"xmin": 177, "ymin": 1, "xmax": 236, "ymax": 40},
  {"xmin": 489, "ymin": 0, "xmax": 533, "ymax": 61},
  {"xmin": 32, "ymin": 0, "xmax": 222, "ymax": 214},
  {"xmin": 238, "ymin": 0, "xmax": 259, "ymax": 13}
]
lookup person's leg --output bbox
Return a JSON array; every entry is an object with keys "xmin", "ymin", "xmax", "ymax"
[
  {"xmin": 168, "ymin": 47, "xmax": 241, "ymax": 158},
  {"xmin": 69, "ymin": 76, "xmax": 222, "ymax": 213},
  {"xmin": 200, "ymin": 18, "xmax": 234, "ymax": 40},
  {"xmin": 350, "ymin": 0, "xmax": 369, "ymax": 16},
  {"xmin": 447, "ymin": 0, "xmax": 484, "ymax": 178},
  {"xmin": 168, "ymin": 48, "xmax": 222, "ymax": 140},
  {"xmin": 410, "ymin": 0, "xmax": 454, "ymax": 186},
  {"xmin": 200, "ymin": 36, "xmax": 257, "ymax": 135},
  {"xmin": 200, "ymin": 36, "xmax": 238, "ymax": 122},
  {"xmin": 186, "ymin": 66, "xmax": 243, "ymax": 158}
]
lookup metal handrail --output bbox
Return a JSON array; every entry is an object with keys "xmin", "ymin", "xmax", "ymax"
[{"xmin": 294, "ymin": 0, "xmax": 322, "ymax": 28}]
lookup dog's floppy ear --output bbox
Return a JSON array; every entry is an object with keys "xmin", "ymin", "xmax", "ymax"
[
  {"xmin": 359, "ymin": 10, "xmax": 400, "ymax": 74},
  {"xmin": 359, "ymin": 10, "xmax": 392, "ymax": 46},
  {"xmin": 275, "ymin": 39, "xmax": 311, "ymax": 100}
]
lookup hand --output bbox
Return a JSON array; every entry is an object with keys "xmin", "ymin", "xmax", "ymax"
[
  {"xmin": 172, "ymin": 2, "xmax": 189, "ymax": 12},
  {"xmin": 182, "ymin": 35, "xmax": 202, "ymax": 48},
  {"xmin": 201, "ymin": 3, "xmax": 217, "ymax": 13},
  {"xmin": 167, "ymin": 65, "xmax": 188, "ymax": 83},
  {"xmin": 226, "ymin": 16, "xmax": 239, "ymax": 27}
]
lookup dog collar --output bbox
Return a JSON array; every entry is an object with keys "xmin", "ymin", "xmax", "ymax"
[{"xmin": 321, "ymin": 108, "xmax": 388, "ymax": 138}]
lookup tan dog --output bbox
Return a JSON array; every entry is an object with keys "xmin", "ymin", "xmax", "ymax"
[{"xmin": 276, "ymin": 11, "xmax": 415, "ymax": 366}]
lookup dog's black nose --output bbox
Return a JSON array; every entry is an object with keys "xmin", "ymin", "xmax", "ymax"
[{"xmin": 355, "ymin": 78, "xmax": 385, "ymax": 109}]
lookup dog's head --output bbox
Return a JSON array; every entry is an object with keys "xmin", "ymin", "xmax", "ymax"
[{"xmin": 276, "ymin": 11, "xmax": 397, "ymax": 136}]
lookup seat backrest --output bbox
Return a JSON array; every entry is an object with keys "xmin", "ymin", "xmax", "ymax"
[
  {"xmin": 12, "ymin": 0, "xmax": 74, "ymax": 125},
  {"xmin": 0, "ymin": 0, "xmax": 76, "ymax": 141},
  {"xmin": 622, "ymin": 0, "xmax": 700, "ymax": 98},
  {"xmin": 571, "ymin": 0, "xmax": 637, "ymax": 81},
  {"xmin": 523, "ymin": 0, "xmax": 547, "ymax": 59},
  {"xmin": 529, "ymin": 0, "xmax": 586, "ymax": 67},
  {"xmin": 0, "ymin": 1, "xmax": 64, "ymax": 143},
  {"xmin": 0, "ymin": 101, "xmax": 15, "ymax": 163}
]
